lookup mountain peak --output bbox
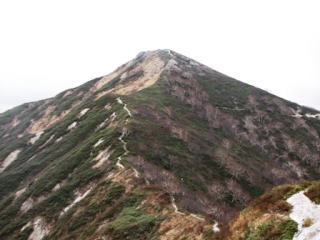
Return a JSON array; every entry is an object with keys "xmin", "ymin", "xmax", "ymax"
[
  {"xmin": 135, "ymin": 48, "xmax": 175, "ymax": 57},
  {"xmin": 92, "ymin": 49, "xmax": 169, "ymax": 97},
  {"xmin": 92, "ymin": 49, "xmax": 209, "ymax": 98},
  {"xmin": 1, "ymin": 50, "xmax": 320, "ymax": 240},
  {"xmin": 91, "ymin": 49, "xmax": 194, "ymax": 97}
]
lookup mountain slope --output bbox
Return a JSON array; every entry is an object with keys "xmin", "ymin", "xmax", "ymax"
[
  {"xmin": 0, "ymin": 49, "xmax": 319, "ymax": 240},
  {"xmin": 219, "ymin": 180, "xmax": 320, "ymax": 240}
]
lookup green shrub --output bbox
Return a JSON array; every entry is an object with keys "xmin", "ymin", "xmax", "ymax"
[
  {"xmin": 15, "ymin": 226, "xmax": 33, "ymax": 240},
  {"xmin": 107, "ymin": 207, "xmax": 159, "ymax": 240},
  {"xmin": 68, "ymin": 202, "xmax": 101, "ymax": 232},
  {"xmin": 245, "ymin": 218, "xmax": 297, "ymax": 240},
  {"xmin": 278, "ymin": 219, "xmax": 298, "ymax": 240},
  {"xmin": 197, "ymin": 73, "xmax": 252, "ymax": 112},
  {"xmin": 102, "ymin": 184, "xmax": 126, "ymax": 205}
]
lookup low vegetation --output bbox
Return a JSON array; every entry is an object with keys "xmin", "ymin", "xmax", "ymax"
[
  {"xmin": 302, "ymin": 218, "xmax": 313, "ymax": 228},
  {"xmin": 1, "ymin": 49, "xmax": 320, "ymax": 240},
  {"xmin": 245, "ymin": 218, "xmax": 297, "ymax": 240},
  {"xmin": 106, "ymin": 207, "xmax": 159, "ymax": 240}
]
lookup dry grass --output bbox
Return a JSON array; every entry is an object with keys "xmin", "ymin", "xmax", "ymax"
[
  {"xmin": 216, "ymin": 183, "xmax": 311, "ymax": 240},
  {"xmin": 305, "ymin": 181, "xmax": 320, "ymax": 204},
  {"xmin": 302, "ymin": 218, "xmax": 313, "ymax": 228}
]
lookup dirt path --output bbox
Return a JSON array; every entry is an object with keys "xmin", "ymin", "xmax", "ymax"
[
  {"xmin": 115, "ymin": 97, "xmax": 136, "ymax": 173},
  {"xmin": 170, "ymin": 195, "xmax": 212, "ymax": 225},
  {"xmin": 115, "ymin": 97, "xmax": 219, "ymax": 232}
]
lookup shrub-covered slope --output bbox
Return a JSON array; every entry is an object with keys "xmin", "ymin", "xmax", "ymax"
[{"xmin": 0, "ymin": 49, "xmax": 319, "ymax": 239}]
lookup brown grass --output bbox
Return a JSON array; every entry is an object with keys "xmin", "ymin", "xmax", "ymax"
[
  {"xmin": 305, "ymin": 181, "xmax": 320, "ymax": 204},
  {"xmin": 303, "ymin": 218, "xmax": 313, "ymax": 227},
  {"xmin": 215, "ymin": 182, "xmax": 311, "ymax": 240}
]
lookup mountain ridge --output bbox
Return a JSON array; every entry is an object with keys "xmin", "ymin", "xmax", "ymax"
[{"xmin": 0, "ymin": 49, "xmax": 320, "ymax": 240}]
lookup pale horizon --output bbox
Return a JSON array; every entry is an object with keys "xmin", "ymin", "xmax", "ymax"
[{"xmin": 1, "ymin": 0, "xmax": 319, "ymax": 113}]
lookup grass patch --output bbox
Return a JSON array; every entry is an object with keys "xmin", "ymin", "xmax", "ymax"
[
  {"xmin": 106, "ymin": 207, "xmax": 160, "ymax": 240},
  {"xmin": 305, "ymin": 181, "xmax": 320, "ymax": 204},
  {"xmin": 245, "ymin": 218, "xmax": 298, "ymax": 240},
  {"xmin": 102, "ymin": 184, "xmax": 126, "ymax": 205},
  {"xmin": 197, "ymin": 73, "xmax": 252, "ymax": 113}
]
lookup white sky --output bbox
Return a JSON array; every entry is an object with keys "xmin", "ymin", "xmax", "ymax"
[{"xmin": 0, "ymin": 0, "xmax": 319, "ymax": 113}]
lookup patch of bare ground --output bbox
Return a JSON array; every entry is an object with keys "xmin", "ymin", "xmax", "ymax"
[
  {"xmin": 96, "ymin": 52, "xmax": 165, "ymax": 98},
  {"xmin": 27, "ymin": 105, "xmax": 71, "ymax": 134}
]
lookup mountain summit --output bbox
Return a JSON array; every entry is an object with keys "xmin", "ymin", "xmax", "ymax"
[{"xmin": 0, "ymin": 50, "xmax": 320, "ymax": 239}]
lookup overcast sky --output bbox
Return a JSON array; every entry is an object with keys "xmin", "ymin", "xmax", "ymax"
[{"xmin": 0, "ymin": 0, "xmax": 319, "ymax": 113}]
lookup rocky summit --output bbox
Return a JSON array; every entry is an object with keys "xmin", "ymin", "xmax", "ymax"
[{"xmin": 0, "ymin": 49, "xmax": 320, "ymax": 240}]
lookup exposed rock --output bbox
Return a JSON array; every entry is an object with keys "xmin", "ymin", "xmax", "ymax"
[
  {"xmin": 15, "ymin": 187, "xmax": 27, "ymax": 199},
  {"xmin": 27, "ymin": 105, "xmax": 71, "ymax": 134},
  {"xmin": 78, "ymin": 108, "xmax": 90, "ymax": 118},
  {"xmin": 29, "ymin": 131, "xmax": 44, "ymax": 144},
  {"xmin": 67, "ymin": 121, "xmax": 77, "ymax": 130},
  {"xmin": 93, "ymin": 146, "xmax": 113, "ymax": 168},
  {"xmin": 20, "ymin": 198, "xmax": 35, "ymax": 214},
  {"xmin": 0, "ymin": 149, "xmax": 21, "ymax": 173},
  {"xmin": 60, "ymin": 187, "xmax": 92, "ymax": 216},
  {"xmin": 27, "ymin": 217, "xmax": 50, "ymax": 240},
  {"xmin": 96, "ymin": 51, "xmax": 166, "ymax": 97},
  {"xmin": 94, "ymin": 138, "xmax": 104, "ymax": 148}
]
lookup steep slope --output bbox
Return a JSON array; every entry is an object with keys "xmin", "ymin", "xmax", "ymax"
[
  {"xmin": 0, "ymin": 49, "xmax": 319, "ymax": 240},
  {"xmin": 124, "ymin": 50, "xmax": 320, "ymax": 220}
]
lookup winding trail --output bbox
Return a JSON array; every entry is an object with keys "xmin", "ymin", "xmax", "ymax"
[
  {"xmin": 116, "ymin": 129, "xmax": 127, "ymax": 169},
  {"xmin": 170, "ymin": 195, "xmax": 185, "ymax": 216},
  {"xmin": 190, "ymin": 213, "xmax": 205, "ymax": 221},
  {"xmin": 170, "ymin": 194, "xmax": 220, "ymax": 231},
  {"xmin": 170, "ymin": 195, "xmax": 208, "ymax": 223},
  {"xmin": 115, "ymin": 98, "xmax": 137, "ymax": 175},
  {"xmin": 123, "ymin": 104, "xmax": 132, "ymax": 117},
  {"xmin": 133, "ymin": 168, "xmax": 140, "ymax": 177},
  {"xmin": 115, "ymin": 97, "xmax": 219, "ymax": 231}
]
